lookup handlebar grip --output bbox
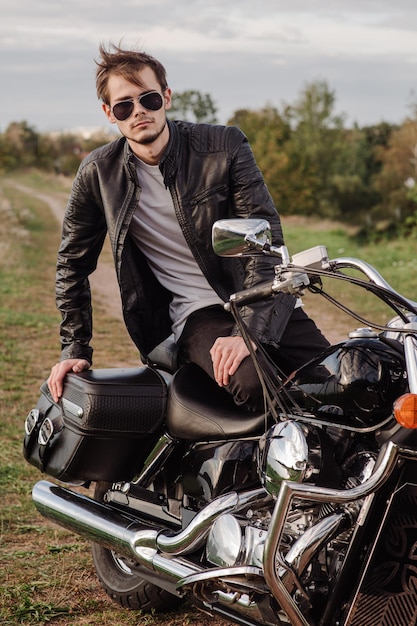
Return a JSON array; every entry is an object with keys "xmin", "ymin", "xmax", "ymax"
[
  {"xmin": 225, "ymin": 272, "xmax": 310, "ymax": 310},
  {"xmin": 227, "ymin": 281, "xmax": 275, "ymax": 307}
]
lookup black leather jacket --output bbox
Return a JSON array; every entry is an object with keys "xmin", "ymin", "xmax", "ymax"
[{"xmin": 56, "ymin": 120, "xmax": 296, "ymax": 363}]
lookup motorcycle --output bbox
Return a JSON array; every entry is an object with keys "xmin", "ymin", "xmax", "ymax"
[{"xmin": 23, "ymin": 218, "xmax": 417, "ymax": 626}]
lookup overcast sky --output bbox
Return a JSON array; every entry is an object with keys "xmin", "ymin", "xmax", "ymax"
[{"xmin": 2, "ymin": 0, "xmax": 417, "ymax": 133}]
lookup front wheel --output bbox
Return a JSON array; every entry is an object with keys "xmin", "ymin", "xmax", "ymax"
[{"xmin": 91, "ymin": 482, "xmax": 184, "ymax": 612}]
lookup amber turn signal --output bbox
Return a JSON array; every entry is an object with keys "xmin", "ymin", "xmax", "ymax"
[{"xmin": 394, "ymin": 394, "xmax": 417, "ymax": 428}]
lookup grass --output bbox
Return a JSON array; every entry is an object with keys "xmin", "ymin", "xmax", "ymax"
[
  {"xmin": 1, "ymin": 170, "xmax": 416, "ymax": 625},
  {"xmin": 282, "ymin": 215, "xmax": 417, "ymax": 339},
  {"xmin": 284, "ymin": 218, "xmax": 417, "ymax": 299}
]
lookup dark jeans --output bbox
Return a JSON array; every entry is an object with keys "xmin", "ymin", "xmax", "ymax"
[{"xmin": 177, "ymin": 305, "xmax": 330, "ymax": 411}]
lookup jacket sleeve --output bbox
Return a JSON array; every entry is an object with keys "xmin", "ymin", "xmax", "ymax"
[
  {"xmin": 228, "ymin": 128, "xmax": 296, "ymax": 345},
  {"xmin": 55, "ymin": 165, "xmax": 107, "ymax": 363}
]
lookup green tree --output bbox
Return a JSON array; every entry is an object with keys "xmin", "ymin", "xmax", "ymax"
[
  {"xmin": 169, "ymin": 90, "xmax": 218, "ymax": 123},
  {"xmin": 325, "ymin": 125, "xmax": 376, "ymax": 223},
  {"xmin": 228, "ymin": 106, "xmax": 295, "ymax": 214},
  {"xmin": 372, "ymin": 117, "xmax": 417, "ymax": 227},
  {"xmin": 284, "ymin": 80, "xmax": 348, "ymax": 218},
  {"xmin": 0, "ymin": 121, "xmax": 40, "ymax": 171},
  {"xmin": 360, "ymin": 122, "xmax": 394, "ymax": 184}
]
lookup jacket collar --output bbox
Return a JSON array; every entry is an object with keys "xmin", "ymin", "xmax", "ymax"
[
  {"xmin": 159, "ymin": 120, "xmax": 180, "ymax": 187},
  {"xmin": 124, "ymin": 141, "xmax": 138, "ymax": 183}
]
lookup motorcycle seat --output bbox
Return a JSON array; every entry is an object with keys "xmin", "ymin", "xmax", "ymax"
[{"xmin": 166, "ymin": 363, "xmax": 267, "ymax": 440}]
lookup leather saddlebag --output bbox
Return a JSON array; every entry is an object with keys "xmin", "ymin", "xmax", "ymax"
[{"xmin": 23, "ymin": 367, "xmax": 168, "ymax": 483}]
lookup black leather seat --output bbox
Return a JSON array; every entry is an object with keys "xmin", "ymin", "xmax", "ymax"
[{"xmin": 166, "ymin": 363, "xmax": 267, "ymax": 440}]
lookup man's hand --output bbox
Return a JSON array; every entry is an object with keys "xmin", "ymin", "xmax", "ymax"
[
  {"xmin": 48, "ymin": 359, "xmax": 90, "ymax": 402},
  {"xmin": 209, "ymin": 336, "xmax": 255, "ymax": 387}
]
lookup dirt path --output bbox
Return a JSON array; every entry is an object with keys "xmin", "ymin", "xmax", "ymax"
[
  {"xmin": 10, "ymin": 181, "xmax": 125, "ymax": 322},
  {"xmin": 10, "ymin": 181, "xmax": 351, "ymax": 345}
]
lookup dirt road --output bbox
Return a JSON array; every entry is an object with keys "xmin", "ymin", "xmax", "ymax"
[{"xmin": 10, "ymin": 181, "xmax": 125, "ymax": 321}]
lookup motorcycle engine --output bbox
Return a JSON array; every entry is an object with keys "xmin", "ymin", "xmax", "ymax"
[
  {"xmin": 205, "ymin": 421, "xmax": 375, "ymax": 573},
  {"xmin": 206, "ymin": 420, "xmax": 327, "ymax": 569}
]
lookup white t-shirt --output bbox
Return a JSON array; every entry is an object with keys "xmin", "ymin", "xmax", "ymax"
[{"xmin": 129, "ymin": 158, "xmax": 223, "ymax": 340}]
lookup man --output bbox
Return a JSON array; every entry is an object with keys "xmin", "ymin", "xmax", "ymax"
[{"xmin": 48, "ymin": 42, "xmax": 329, "ymax": 410}]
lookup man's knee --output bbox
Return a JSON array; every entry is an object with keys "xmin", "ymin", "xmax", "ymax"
[{"xmin": 226, "ymin": 357, "xmax": 264, "ymax": 411}]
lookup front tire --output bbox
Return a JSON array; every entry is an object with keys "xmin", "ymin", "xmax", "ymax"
[{"xmin": 91, "ymin": 482, "xmax": 184, "ymax": 612}]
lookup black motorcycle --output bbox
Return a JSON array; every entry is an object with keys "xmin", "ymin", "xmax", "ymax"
[{"xmin": 24, "ymin": 219, "xmax": 417, "ymax": 626}]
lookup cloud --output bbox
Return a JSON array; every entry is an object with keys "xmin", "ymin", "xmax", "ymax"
[{"xmin": 1, "ymin": 0, "xmax": 417, "ymax": 131}]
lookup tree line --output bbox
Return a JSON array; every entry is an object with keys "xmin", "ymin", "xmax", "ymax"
[{"xmin": 1, "ymin": 80, "xmax": 417, "ymax": 239}]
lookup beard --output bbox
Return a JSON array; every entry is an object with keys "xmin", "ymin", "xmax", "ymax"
[{"xmin": 131, "ymin": 119, "xmax": 167, "ymax": 146}]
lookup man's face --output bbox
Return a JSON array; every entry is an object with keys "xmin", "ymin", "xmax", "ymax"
[{"xmin": 103, "ymin": 66, "xmax": 171, "ymax": 151}]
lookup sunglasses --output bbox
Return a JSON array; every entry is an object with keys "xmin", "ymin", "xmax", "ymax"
[{"xmin": 111, "ymin": 91, "xmax": 164, "ymax": 121}]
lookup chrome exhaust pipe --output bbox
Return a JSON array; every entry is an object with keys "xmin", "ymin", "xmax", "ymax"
[
  {"xmin": 32, "ymin": 480, "xmax": 269, "ymax": 618},
  {"xmin": 157, "ymin": 486, "xmax": 269, "ymax": 554},
  {"xmin": 32, "ymin": 480, "xmax": 267, "ymax": 580},
  {"xmin": 33, "ymin": 481, "xmax": 158, "ymax": 561},
  {"xmin": 32, "ymin": 480, "xmax": 202, "ymax": 581}
]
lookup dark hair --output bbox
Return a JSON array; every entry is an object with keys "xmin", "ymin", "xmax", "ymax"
[{"xmin": 96, "ymin": 42, "xmax": 168, "ymax": 104}]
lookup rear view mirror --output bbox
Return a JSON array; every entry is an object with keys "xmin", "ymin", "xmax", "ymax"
[{"xmin": 212, "ymin": 219, "xmax": 272, "ymax": 257}]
